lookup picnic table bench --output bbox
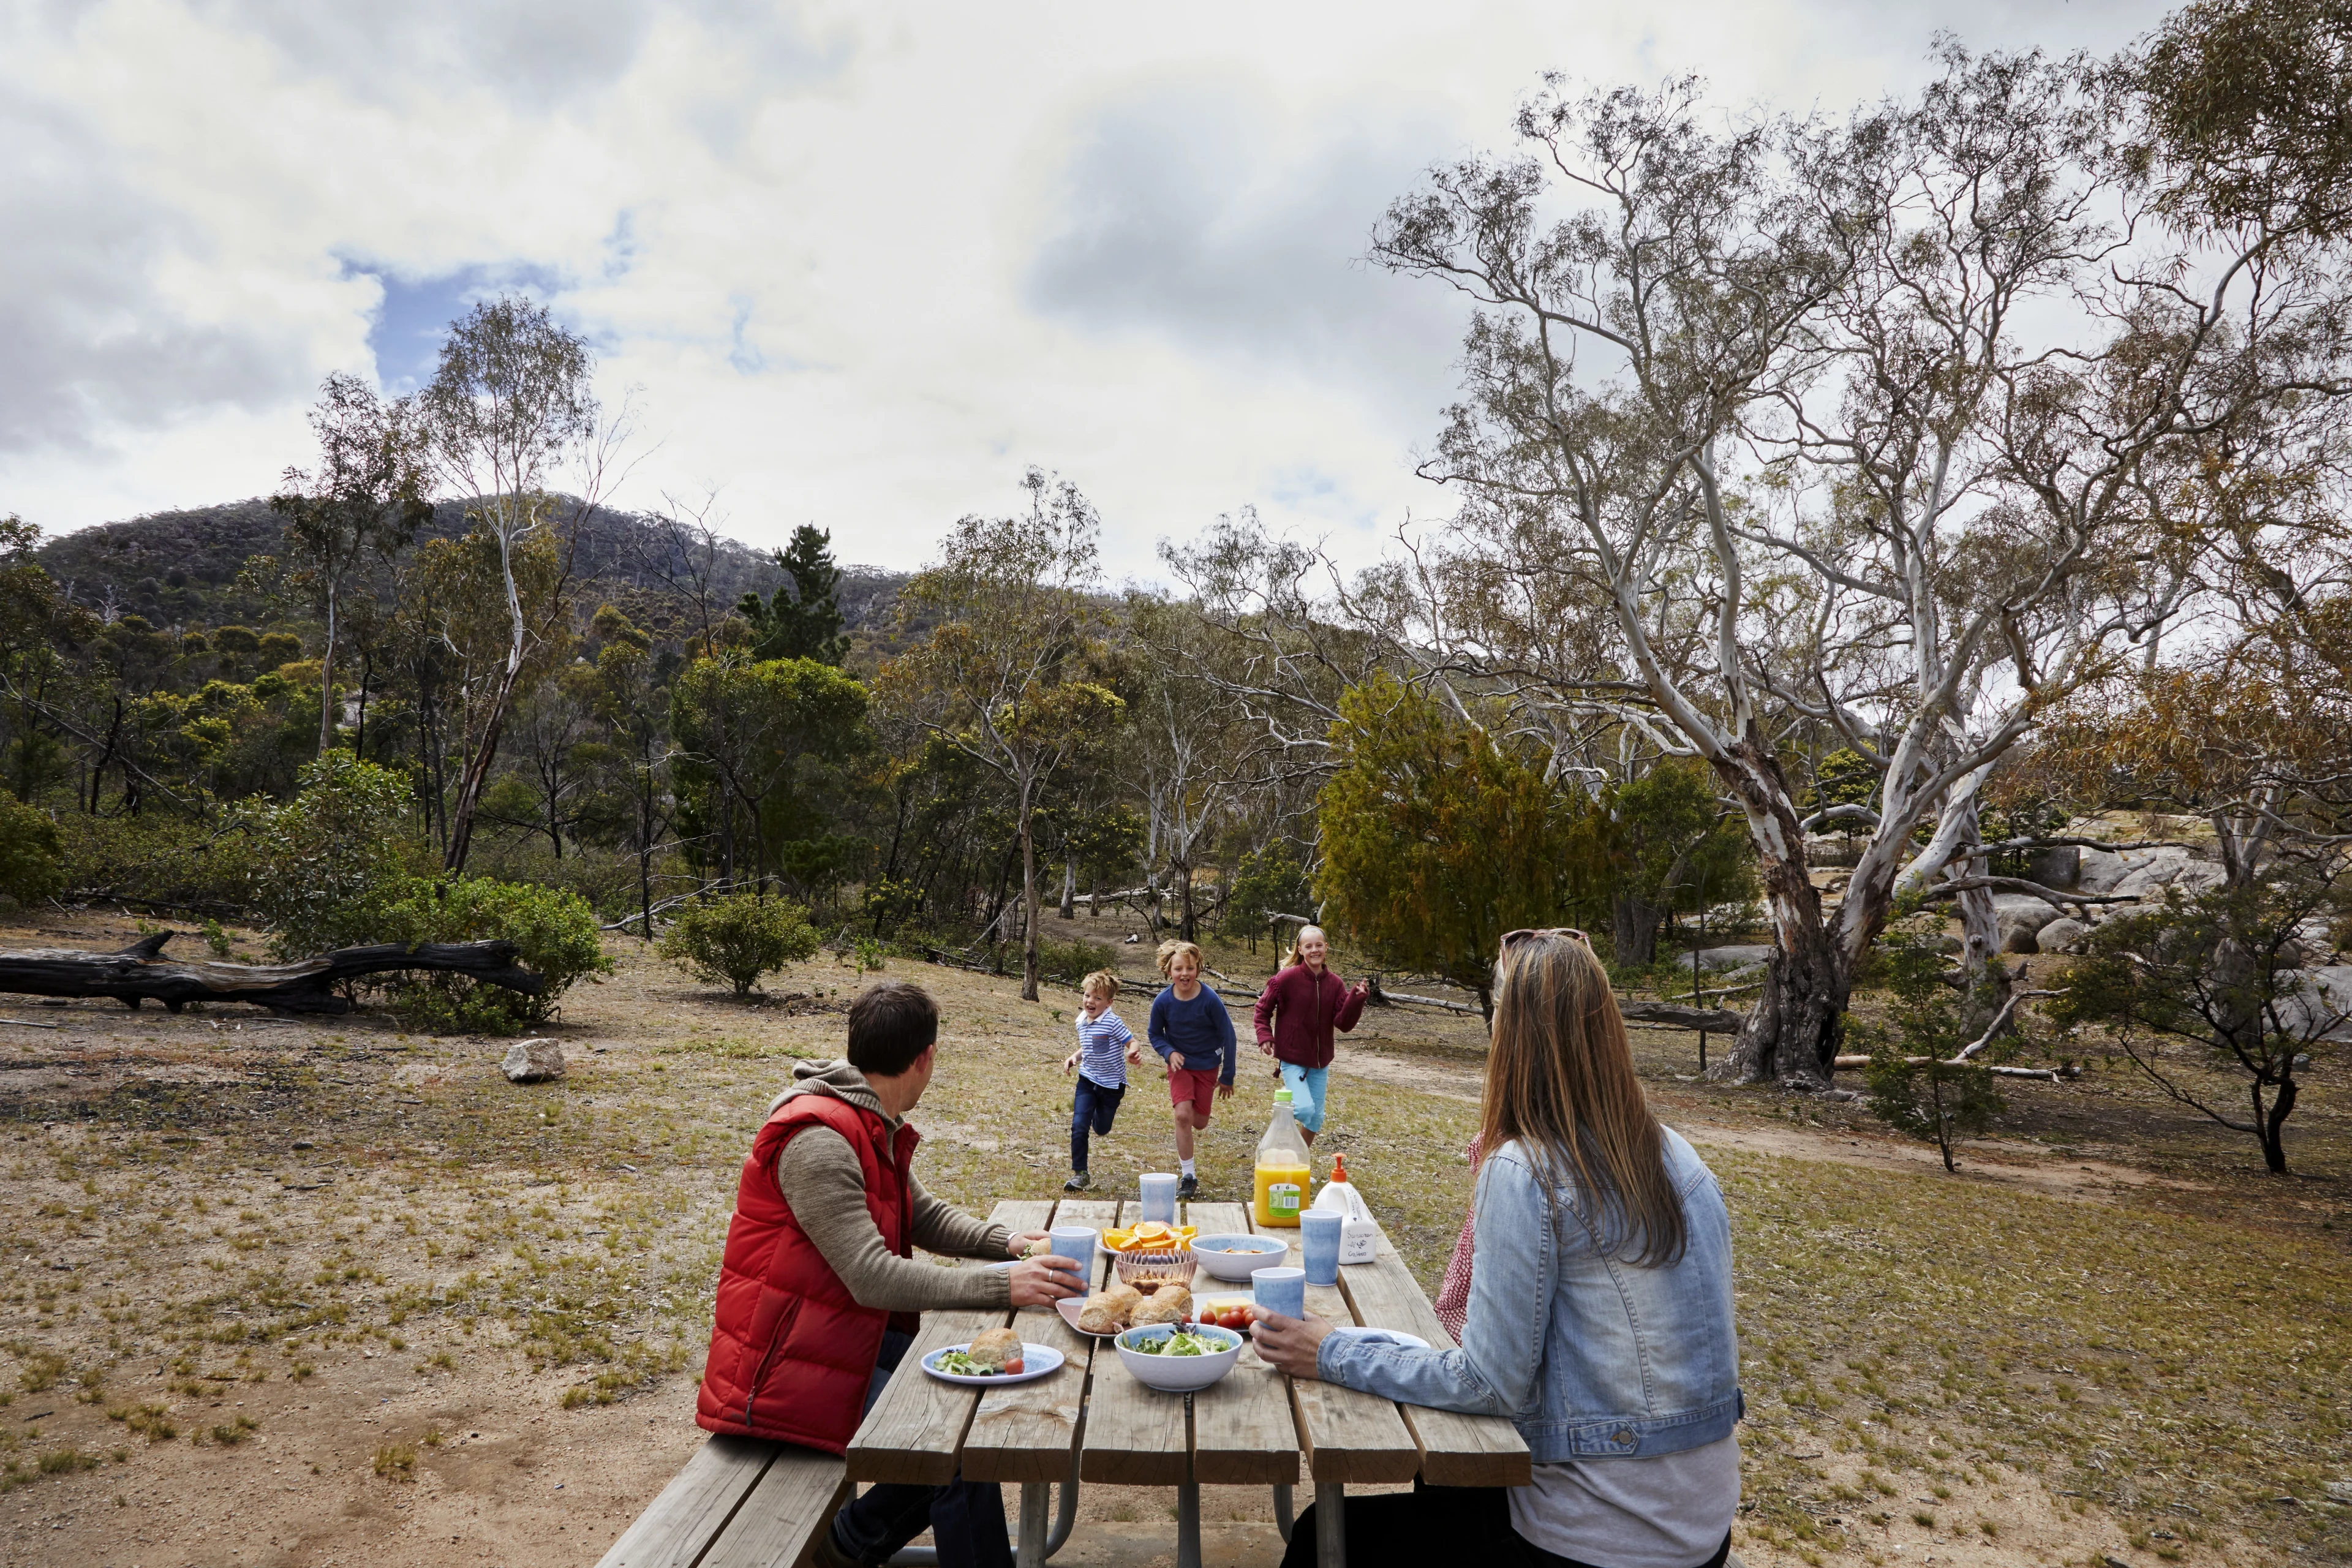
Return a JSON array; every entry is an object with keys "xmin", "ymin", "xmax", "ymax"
[{"xmin": 599, "ymin": 1194, "xmax": 1529, "ymax": 1568}]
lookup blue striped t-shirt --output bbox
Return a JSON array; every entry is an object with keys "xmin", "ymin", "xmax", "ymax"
[{"xmin": 1075, "ymin": 1008, "xmax": 1134, "ymax": 1088}]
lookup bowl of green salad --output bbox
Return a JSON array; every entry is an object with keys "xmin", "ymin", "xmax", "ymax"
[{"xmin": 1114, "ymin": 1322, "xmax": 1246, "ymax": 1392}]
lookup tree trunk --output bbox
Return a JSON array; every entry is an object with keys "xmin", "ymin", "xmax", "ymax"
[
  {"xmin": 1611, "ymin": 892, "xmax": 1664, "ymax": 967},
  {"xmin": 2259, "ymin": 1077, "xmax": 2295, "ymax": 1174},
  {"xmin": 441, "ymin": 668, "xmax": 516, "ymax": 876},
  {"xmin": 1176, "ymin": 864, "xmax": 1197, "ymax": 943},
  {"xmin": 1060, "ymin": 854, "xmax": 1076, "ymax": 920},
  {"xmin": 1019, "ymin": 783, "xmax": 1041, "ymax": 1002},
  {"xmin": 318, "ymin": 586, "xmax": 339, "ymax": 757},
  {"xmin": 1709, "ymin": 739, "xmax": 1842, "ymax": 1087}
]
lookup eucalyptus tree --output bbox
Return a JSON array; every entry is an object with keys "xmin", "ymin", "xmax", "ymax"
[
  {"xmin": 1370, "ymin": 53, "xmax": 2352, "ymax": 1085},
  {"xmin": 271, "ymin": 372, "xmax": 432, "ymax": 757},
  {"xmin": 421, "ymin": 296, "xmax": 624, "ymax": 873},
  {"xmin": 879, "ymin": 469, "xmax": 1121, "ymax": 1000}
]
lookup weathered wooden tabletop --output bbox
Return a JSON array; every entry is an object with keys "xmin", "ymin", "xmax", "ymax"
[{"xmin": 844, "ymin": 1194, "xmax": 1531, "ymax": 1495}]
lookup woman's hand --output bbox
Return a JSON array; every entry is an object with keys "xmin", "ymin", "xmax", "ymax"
[
  {"xmin": 1250, "ymin": 1311, "xmax": 1335, "ymax": 1380},
  {"xmin": 1007, "ymin": 1254, "xmax": 1086, "ymax": 1308}
]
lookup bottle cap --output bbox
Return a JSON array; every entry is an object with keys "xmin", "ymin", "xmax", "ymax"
[
  {"xmin": 1331, "ymin": 1153, "xmax": 1349, "ymax": 1182},
  {"xmin": 1273, "ymin": 1088, "xmax": 1294, "ymax": 1103}
]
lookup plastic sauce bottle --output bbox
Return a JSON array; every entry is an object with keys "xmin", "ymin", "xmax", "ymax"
[{"xmin": 1253, "ymin": 1088, "xmax": 1314, "ymax": 1227}]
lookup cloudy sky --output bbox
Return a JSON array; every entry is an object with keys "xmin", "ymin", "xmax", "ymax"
[{"xmin": 4, "ymin": 0, "xmax": 2165, "ymax": 581}]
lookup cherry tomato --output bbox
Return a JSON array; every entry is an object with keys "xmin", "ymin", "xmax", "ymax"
[{"xmin": 1003, "ymin": 1359, "xmax": 1023, "ymax": 1374}]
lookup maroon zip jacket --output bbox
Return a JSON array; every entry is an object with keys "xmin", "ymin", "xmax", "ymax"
[{"xmin": 1252, "ymin": 963, "xmax": 1368, "ymax": 1069}]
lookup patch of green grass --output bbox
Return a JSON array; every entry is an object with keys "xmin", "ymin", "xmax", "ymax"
[{"xmin": 372, "ymin": 1441, "xmax": 416, "ymax": 1480}]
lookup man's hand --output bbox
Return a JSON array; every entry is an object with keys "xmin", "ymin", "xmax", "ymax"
[
  {"xmin": 1006, "ymin": 1231, "xmax": 1054, "ymax": 1259},
  {"xmin": 1248, "ymin": 1311, "xmax": 1335, "ymax": 1380},
  {"xmin": 1217, "ymin": 1080, "xmax": 1235, "ymax": 1101},
  {"xmin": 1007, "ymin": 1254, "xmax": 1087, "ymax": 1309}
]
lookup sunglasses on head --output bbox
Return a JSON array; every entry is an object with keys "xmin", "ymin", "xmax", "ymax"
[{"xmin": 1500, "ymin": 927, "xmax": 1590, "ymax": 949}]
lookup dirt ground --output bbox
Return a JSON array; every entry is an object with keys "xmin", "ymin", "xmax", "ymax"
[{"xmin": 0, "ymin": 907, "xmax": 2345, "ymax": 1568}]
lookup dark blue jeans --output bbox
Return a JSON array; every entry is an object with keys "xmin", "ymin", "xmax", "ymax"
[
  {"xmin": 829, "ymin": 1329, "xmax": 1011, "ymax": 1568},
  {"xmin": 1069, "ymin": 1076, "xmax": 1124, "ymax": 1172}
]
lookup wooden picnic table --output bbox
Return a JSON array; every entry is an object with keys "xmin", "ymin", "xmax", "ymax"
[{"xmin": 844, "ymin": 1194, "xmax": 1529, "ymax": 1568}]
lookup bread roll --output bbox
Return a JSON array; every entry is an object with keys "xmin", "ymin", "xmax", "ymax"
[
  {"xmin": 1131, "ymin": 1287, "xmax": 1191, "ymax": 1325},
  {"xmin": 1102, "ymin": 1281, "xmax": 1144, "ymax": 1311},
  {"xmin": 1076, "ymin": 1292, "xmax": 1130, "ymax": 1333},
  {"xmin": 967, "ymin": 1325, "xmax": 1024, "ymax": 1373}
]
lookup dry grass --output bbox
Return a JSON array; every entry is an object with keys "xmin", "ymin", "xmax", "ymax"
[{"xmin": 0, "ymin": 908, "xmax": 2344, "ymax": 1566}]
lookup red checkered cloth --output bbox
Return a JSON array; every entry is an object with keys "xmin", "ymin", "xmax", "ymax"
[{"xmin": 1431, "ymin": 1135, "xmax": 1483, "ymax": 1344}]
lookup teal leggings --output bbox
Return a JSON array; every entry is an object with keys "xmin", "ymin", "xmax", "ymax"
[{"xmin": 1279, "ymin": 1062, "xmax": 1329, "ymax": 1133}]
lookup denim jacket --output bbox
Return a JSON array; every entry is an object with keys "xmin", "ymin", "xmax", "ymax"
[{"xmin": 1317, "ymin": 1127, "xmax": 1741, "ymax": 1461}]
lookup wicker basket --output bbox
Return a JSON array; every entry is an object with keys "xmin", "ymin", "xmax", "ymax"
[{"xmin": 1113, "ymin": 1245, "xmax": 1194, "ymax": 1291}]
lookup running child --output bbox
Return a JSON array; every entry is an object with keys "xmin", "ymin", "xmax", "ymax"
[
  {"xmin": 1147, "ymin": 939, "xmax": 1237, "ymax": 1200},
  {"xmin": 1061, "ymin": 968, "xmax": 1140, "ymax": 1193}
]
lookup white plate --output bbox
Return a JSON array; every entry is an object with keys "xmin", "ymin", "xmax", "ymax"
[
  {"xmin": 1055, "ymin": 1297, "xmax": 1125, "ymax": 1338},
  {"xmin": 1327, "ymin": 1328, "xmax": 1431, "ymax": 1351},
  {"xmin": 921, "ymin": 1343, "xmax": 1066, "ymax": 1386}
]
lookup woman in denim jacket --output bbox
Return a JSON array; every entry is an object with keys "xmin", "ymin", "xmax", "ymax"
[{"xmin": 1253, "ymin": 929, "xmax": 1741, "ymax": 1568}]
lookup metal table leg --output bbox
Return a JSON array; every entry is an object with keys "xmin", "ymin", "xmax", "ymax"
[
  {"xmin": 1017, "ymin": 1480, "xmax": 1052, "ymax": 1568},
  {"xmin": 1273, "ymin": 1482, "xmax": 1294, "ymax": 1543},
  {"xmin": 1046, "ymin": 1452, "xmax": 1080, "ymax": 1558},
  {"xmin": 1176, "ymin": 1479, "xmax": 1202, "ymax": 1568},
  {"xmin": 1315, "ymin": 1480, "xmax": 1345, "ymax": 1568}
]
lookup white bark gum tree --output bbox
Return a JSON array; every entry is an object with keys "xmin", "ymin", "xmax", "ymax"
[
  {"xmin": 421, "ymin": 297, "xmax": 617, "ymax": 877},
  {"xmin": 1373, "ymin": 61, "xmax": 2346, "ymax": 1084}
]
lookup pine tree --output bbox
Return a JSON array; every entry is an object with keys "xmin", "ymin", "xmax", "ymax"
[{"xmin": 739, "ymin": 524, "xmax": 850, "ymax": 665}]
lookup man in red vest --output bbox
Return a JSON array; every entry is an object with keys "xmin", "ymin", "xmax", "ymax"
[{"xmin": 698, "ymin": 980, "xmax": 1084, "ymax": 1567}]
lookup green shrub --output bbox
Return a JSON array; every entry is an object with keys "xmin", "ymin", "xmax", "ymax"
[
  {"xmin": 0, "ymin": 797, "xmax": 63, "ymax": 906},
  {"xmin": 251, "ymin": 753, "xmax": 420, "ymax": 958},
  {"xmin": 659, "ymin": 892, "xmax": 820, "ymax": 996},
  {"xmin": 366, "ymin": 875, "xmax": 613, "ymax": 1031}
]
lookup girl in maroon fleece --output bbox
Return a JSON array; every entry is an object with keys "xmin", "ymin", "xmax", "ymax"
[{"xmin": 1250, "ymin": 925, "xmax": 1368, "ymax": 1144}]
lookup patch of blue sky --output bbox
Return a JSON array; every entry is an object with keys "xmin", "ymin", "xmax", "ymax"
[{"xmin": 339, "ymin": 258, "xmax": 565, "ymax": 391}]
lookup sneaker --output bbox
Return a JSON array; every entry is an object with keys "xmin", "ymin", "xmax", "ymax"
[
  {"xmin": 1063, "ymin": 1169, "xmax": 1095, "ymax": 1193},
  {"xmin": 1177, "ymin": 1173, "xmax": 1199, "ymax": 1200}
]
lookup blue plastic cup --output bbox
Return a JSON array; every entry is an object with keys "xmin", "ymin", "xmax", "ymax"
[
  {"xmin": 1049, "ymin": 1226, "xmax": 1096, "ymax": 1270},
  {"xmin": 1138, "ymin": 1172, "xmax": 1178, "ymax": 1224},
  {"xmin": 1252, "ymin": 1266, "xmax": 1306, "ymax": 1320},
  {"xmin": 1300, "ymin": 1211, "xmax": 1342, "ymax": 1287}
]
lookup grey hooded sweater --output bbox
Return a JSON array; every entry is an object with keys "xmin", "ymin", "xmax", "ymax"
[{"xmin": 769, "ymin": 1058, "xmax": 1014, "ymax": 1313}]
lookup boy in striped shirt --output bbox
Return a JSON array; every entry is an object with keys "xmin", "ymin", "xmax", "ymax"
[{"xmin": 1060, "ymin": 968, "xmax": 1139, "ymax": 1193}]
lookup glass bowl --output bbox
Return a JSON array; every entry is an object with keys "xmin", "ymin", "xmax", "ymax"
[{"xmin": 1113, "ymin": 1245, "xmax": 1194, "ymax": 1291}]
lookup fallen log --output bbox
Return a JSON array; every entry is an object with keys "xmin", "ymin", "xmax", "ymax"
[
  {"xmin": 1619, "ymin": 1000, "xmax": 1747, "ymax": 1032},
  {"xmin": 1830, "ymin": 1052, "xmax": 2080, "ymax": 1081},
  {"xmin": 0, "ymin": 932, "xmax": 546, "ymax": 1015}
]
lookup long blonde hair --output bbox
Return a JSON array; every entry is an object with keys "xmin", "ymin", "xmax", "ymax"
[{"xmin": 1481, "ymin": 933, "xmax": 1686, "ymax": 1267}]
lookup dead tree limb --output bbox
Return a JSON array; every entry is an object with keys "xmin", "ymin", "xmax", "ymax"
[{"xmin": 0, "ymin": 932, "xmax": 546, "ymax": 1015}]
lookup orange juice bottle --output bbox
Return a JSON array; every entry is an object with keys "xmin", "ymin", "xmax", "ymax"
[{"xmin": 1253, "ymin": 1088, "xmax": 1314, "ymax": 1227}]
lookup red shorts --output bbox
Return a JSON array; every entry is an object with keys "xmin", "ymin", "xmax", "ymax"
[{"xmin": 1168, "ymin": 1067, "xmax": 1220, "ymax": 1120}]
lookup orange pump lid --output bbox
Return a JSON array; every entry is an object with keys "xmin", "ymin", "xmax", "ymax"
[{"xmin": 1330, "ymin": 1153, "xmax": 1350, "ymax": 1183}]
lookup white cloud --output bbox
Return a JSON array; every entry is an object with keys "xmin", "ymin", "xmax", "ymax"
[{"xmin": 0, "ymin": 0, "xmax": 2171, "ymax": 578}]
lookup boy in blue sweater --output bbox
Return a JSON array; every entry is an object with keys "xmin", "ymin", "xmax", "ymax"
[{"xmin": 1147, "ymin": 939, "xmax": 1236, "ymax": 1200}]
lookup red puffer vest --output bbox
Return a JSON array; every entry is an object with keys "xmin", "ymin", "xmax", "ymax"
[{"xmin": 695, "ymin": 1090, "xmax": 921, "ymax": 1453}]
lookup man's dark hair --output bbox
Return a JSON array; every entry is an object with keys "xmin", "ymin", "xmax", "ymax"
[{"xmin": 846, "ymin": 981, "xmax": 939, "ymax": 1076}]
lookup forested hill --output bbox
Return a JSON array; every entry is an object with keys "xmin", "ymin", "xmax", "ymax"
[{"xmin": 31, "ymin": 500, "xmax": 910, "ymax": 635}]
